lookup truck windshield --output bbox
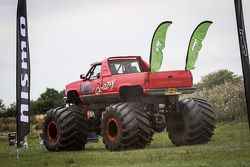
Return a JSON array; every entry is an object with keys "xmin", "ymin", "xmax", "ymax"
[
  {"xmin": 109, "ymin": 61, "xmax": 141, "ymax": 74},
  {"xmin": 87, "ymin": 64, "xmax": 101, "ymax": 80}
]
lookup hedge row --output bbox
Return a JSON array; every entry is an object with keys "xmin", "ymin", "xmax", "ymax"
[{"xmin": 184, "ymin": 81, "xmax": 247, "ymax": 122}]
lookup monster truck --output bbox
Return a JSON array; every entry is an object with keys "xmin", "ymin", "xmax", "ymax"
[{"xmin": 42, "ymin": 56, "xmax": 216, "ymax": 151}]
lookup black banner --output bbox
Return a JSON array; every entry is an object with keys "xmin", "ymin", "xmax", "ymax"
[
  {"xmin": 234, "ymin": 0, "xmax": 250, "ymax": 130},
  {"xmin": 16, "ymin": 0, "xmax": 30, "ymax": 147}
]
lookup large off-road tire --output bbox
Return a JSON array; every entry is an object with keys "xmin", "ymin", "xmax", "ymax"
[
  {"xmin": 166, "ymin": 98, "xmax": 216, "ymax": 146},
  {"xmin": 101, "ymin": 102, "xmax": 153, "ymax": 151},
  {"xmin": 42, "ymin": 106, "xmax": 88, "ymax": 151}
]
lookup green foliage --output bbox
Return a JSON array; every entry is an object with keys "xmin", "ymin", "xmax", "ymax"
[
  {"xmin": 0, "ymin": 102, "xmax": 16, "ymax": 118},
  {"xmin": 186, "ymin": 69, "xmax": 246, "ymax": 122},
  {"xmin": 6, "ymin": 103, "xmax": 16, "ymax": 117},
  {"xmin": 0, "ymin": 99, "xmax": 6, "ymax": 113},
  {"xmin": 0, "ymin": 88, "xmax": 65, "ymax": 117},
  {"xmin": 195, "ymin": 69, "xmax": 242, "ymax": 91},
  {"xmin": 0, "ymin": 117, "xmax": 16, "ymax": 132},
  {"xmin": 0, "ymin": 115, "xmax": 44, "ymax": 133},
  {"xmin": 31, "ymin": 88, "xmax": 65, "ymax": 114},
  {"xmin": 188, "ymin": 81, "xmax": 246, "ymax": 122}
]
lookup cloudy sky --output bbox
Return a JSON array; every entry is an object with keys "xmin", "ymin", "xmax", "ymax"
[{"xmin": 0, "ymin": 0, "xmax": 250, "ymax": 106}]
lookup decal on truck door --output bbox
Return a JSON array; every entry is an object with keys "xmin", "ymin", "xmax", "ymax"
[
  {"xmin": 80, "ymin": 83, "xmax": 91, "ymax": 95},
  {"xmin": 95, "ymin": 80, "xmax": 115, "ymax": 95}
]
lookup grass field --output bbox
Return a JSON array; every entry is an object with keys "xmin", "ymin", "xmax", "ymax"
[{"xmin": 0, "ymin": 121, "xmax": 249, "ymax": 167}]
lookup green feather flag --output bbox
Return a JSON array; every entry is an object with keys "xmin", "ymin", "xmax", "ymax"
[
  {"xmin": 150, "ymin": 21, "xmax": 172, "ymax": 72},
  {"xmin": 185, "ymin": 21, "xmax": 212, "ymax": 70}
]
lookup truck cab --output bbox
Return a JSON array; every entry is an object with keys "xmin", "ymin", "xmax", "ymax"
[{"xmin": 66, "ymin": 56, "xmax": 194, "ymax": 105}]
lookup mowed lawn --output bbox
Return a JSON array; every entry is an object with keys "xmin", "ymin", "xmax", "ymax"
[{"xmin": 0, "ymin": 121, "xmax": 249, "ymax": 167}]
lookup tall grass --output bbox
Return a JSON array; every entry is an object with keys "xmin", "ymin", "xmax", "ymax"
[
  {"xmin": 184, "ymin": 81, "xmax": 247, "ymax": 122},
  {"xmin": 0, "ymin": 117, "xmax": 16, "ymax": 133},
  {"xmin": 0, "ymin": 116, "xmax": 44, "ymax": 135}
]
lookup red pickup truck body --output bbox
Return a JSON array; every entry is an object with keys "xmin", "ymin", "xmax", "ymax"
[
  {"xmin": 43, "ymin": 56, "xmax": 215, "ymax": 153},
  {"xmin": 65, "ymin": 56, "xmax": 194, "ymax": 104}
]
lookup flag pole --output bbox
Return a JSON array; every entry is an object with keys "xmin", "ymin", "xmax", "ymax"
[
  {"xmin": 16, "ymin": 148, "xmax": 20, "ymax": 163},
  {"xmin": 234, "ymin": 0, "xmax": 250, "ymax": 131},
  {"xmin": 16, "ymin": 0, "xmax": 31, "ymax": 150}
]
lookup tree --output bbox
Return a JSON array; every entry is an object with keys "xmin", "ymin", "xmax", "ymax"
[
  {"xmin": 30, "ymin": 100, "xmax": 39, "ymax": 115},
  {"xmin": 0, "ymin": 88, "xmax": 66, "ymax": 117},
  {"xmin": 6, "ymin": 103, "xmax": 16, "ymax": 117},
  {"xmin": 0, "ymin": 99, "xmax": 7, "ymax": 117},
  {"xmin": 0, "ymin": 102, "xmax": 16, "ymax": 118},
  {"xmin": 34, "ymin": 88, "xmax": 65, "ymax": 114},
  {"xmin": 195, "ymin": 69, "xmax": 242, "ymax": 90},
  {"xmin": 0, "ymin": 99, "xmax": 6, "ymax": 114}
]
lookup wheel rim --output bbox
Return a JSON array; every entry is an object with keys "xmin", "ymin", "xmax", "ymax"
[
  {"xmin": 107, "ymin": 118, "xmax": 120, "ymax": 141},
  {"xmin": 47, "ymin": 121, "xmax": 59, "ymax": 143}
]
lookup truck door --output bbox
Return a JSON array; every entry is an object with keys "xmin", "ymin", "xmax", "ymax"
[{"xmin": 80, "ymin": 64, "xmax": 102, "ymax": 96}]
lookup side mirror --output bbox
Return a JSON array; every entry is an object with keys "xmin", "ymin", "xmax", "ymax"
[{"xmin": 80, "ymin": 74, "xmax": 86, "ymax": 80}]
